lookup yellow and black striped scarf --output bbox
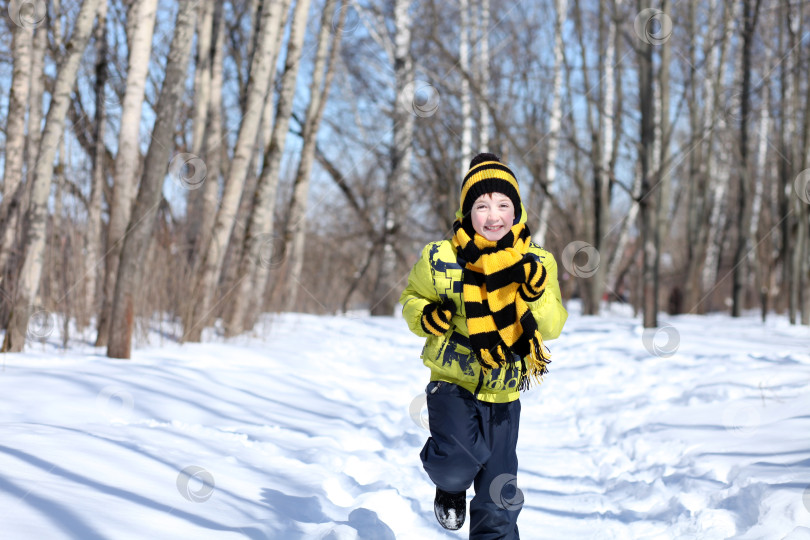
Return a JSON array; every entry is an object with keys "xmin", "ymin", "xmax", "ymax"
[{"xmin": 452, "ymin": 220, "xmax": 550, "ymax": 390}]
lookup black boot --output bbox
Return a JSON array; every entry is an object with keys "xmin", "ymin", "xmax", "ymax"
[{"xmin": 433, "ymin": 487, "xmax": 466, "ymax": 530}]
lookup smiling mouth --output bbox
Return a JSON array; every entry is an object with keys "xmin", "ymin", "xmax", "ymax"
[{"xmin": 484, "ymin": 225, "xmax": 503, "ymax": 232}]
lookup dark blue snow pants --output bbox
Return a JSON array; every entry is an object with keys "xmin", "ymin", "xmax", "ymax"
[{"xmin": 421, "ymin": 380, "xmax": 522, "ymax": 540}]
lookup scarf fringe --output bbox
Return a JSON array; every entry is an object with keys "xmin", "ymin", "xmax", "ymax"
[
  {"xmin": 518, "ymin": 331, "xmax": 551, "ymax": 392},
  {"xmin": 478, "ymin": 345, "xmax": 508, "ymax": 370}
]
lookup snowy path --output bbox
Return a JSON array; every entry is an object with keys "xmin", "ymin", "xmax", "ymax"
[{"xmin": 1, "ymin": 305, "xmax": 810, "ymax": 539}]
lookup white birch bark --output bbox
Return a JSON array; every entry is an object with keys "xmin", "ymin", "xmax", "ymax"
[
  {"xmin": 107, "ymin": 1, "xmax": 198, "ymax": 359},
  {"xmin": 699, "ymin": 0, "xmax": 737, "ymax": 304},
  {"xmin": 224, "ymin": 0, "xmax": 312, "ymax": 335},
  {"xmin": 184, "ymin": 0, "xmax": 215, "ymax": 257},
  {"xmin": 605, "ymin": 166, "xmax": 642, "ymax": 290},
  {"xmin": 590, "ymin": 0, "xmax": 618, "ymax": 312},
  {"xmin": 477, "ymin": 0, "xmax": 490, "ymax": 151},
  {"xmin": 701, "ymin": 151, "xmax": 730, "ymax": 293},
  {"xmin": 748, "ymin": 61, "xmax": 770, "ymax": 275},
  {"xmin": 84, "ymin": 0, "xmax": 108, "ymax": 323},
  {"xmin": 535, "ymin": 0, "xmax": 566, "ymax": 245},
  {"xmin": 370, "ymin": 0, "xmax": 414, "ymax": 316},
  {"xmin": 460, "ymin": 0, "xmax": 472, "ymax": 173},
  {"xmin": 26, "ymin": 23, "xmax": 47, "ymax": 172},
  {"xmin": 284, "ymin": 0, "xmax": 344, "ymax": 312},
  {"xmin": 0, "ymin": 18, "xmax": 33, "ymax": 272},
  {"xmin": 192, "ymin": 2, "xmax": 226, "ymax": 274},
  {"xmin": 656, "ymin": 0, "xmax": 672, "ymax": 310},
  {"xmin": 2, "ymin": 0, "xmax": 102, "ymax": 352},
  {"xmin": 184, "ymin": 0, "xmax": 290, "ymax": 341},
  {"xmin": 95, "ymin": 0, "xmax": 159, "ymax": 347}
]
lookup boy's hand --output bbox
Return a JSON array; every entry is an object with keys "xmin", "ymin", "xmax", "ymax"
[
  {"xmin": 421, "ymin": 298, "xmax": 456, "ymax": 336},
  {"xmin": 513, "ymin": 254, "xmax": 548, "ymax": 301}
]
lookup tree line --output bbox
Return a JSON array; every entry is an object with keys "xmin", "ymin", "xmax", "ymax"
[{"xmin": 0, "ymin": 0, "xmax": 808, "ymax": 357}]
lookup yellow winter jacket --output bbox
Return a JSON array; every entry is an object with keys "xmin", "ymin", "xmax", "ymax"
[{"xmin": 400, "ymin": 239, "xmax": 568, "ymax": 403}]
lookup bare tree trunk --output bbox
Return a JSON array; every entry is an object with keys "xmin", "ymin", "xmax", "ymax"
[
  {"xmin": 637, "ymin": 0, "xmax": 658, "ymax": 328},
  {"xmin": 183, "ymin": 0, "xmax": 290, "ymax": 342},
  {"xmin": 84, "ymin": 0, "xmax": 109, "ymax": 327},
  {"xmin": 2, "ymin": 0, "xmax": 102, "ymax": 353},
  {"xmin": 184, "ymin": 0, "xmax": 216, "ymax": 261},
  {"xmin": 224, "ymin": 0, "xmax": 312, "ymax": 336},
  {"xmin": 778, "ymin": 7, "xmax": 795, "ymax": 319},
  {"xmin": 655, "ymin": 0, "xmax": 673, "ymax": 312},
  {"xmin": 191, "ymin": 1, "xmax": 226, "ymax": 275},
  {"xmin": 683, "ymin": 0, "xmax": 709, "ymax": 311},
  {"xmin": 535, "ymin": 0, "xmax": 566, "ymax": 246},
  {"xmin": 801, "ymin": 16, "xmax": 810, "ymax": 325},
  {"xmin": 788, "ymin": 3, "xmax": 805, "ymax": 324},
  {"xmin": 370, "ymin": 0, "xmax": 414, "ymax": 316},
  {"xmin": 792, "ymin": 3, "xmax": 810, "ymax": 325},
  {"xmin": 0, "ymin": 18, "xmax": 33, "ymax": 274},
  {"xmin": 588, "ymin": 0, "xmax": 618, "ymax": 312},
  {"xmin": 27, "ymin": 24, "xmax": 47, "ymax": 180},
  {"xmin": 459, "ymin": 0, "xmax": 472, "ymax": 172},
  {"xmin": 749, "ymin": 30, "xmax": 772, "ymax": 321},
  {"xmin": 731, "ymin": 0, "xmax": 761, "ymax": 317},
  {"xmin": 606, "ymin": 166, "xmax": 642, "ymax": 292},
  {"xmin": 285, "ymin": 0, "xmax": 345, "ymax": 312},
  {"xmin": 95, "ymin": 0, "xmax": 159, "ymax": 347},
  {"xmin": 107, "ymin": 2, "xmax": 198, "ymax": 359}
]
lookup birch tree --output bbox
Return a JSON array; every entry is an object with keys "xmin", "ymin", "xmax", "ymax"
[
  {"xmin": 224, "ymin": 0, "xmax": 312, "ymax": 336},
  {"xmin": 2, "ymin": 0, "xmax": 102, "ymax": 353},
  {"xmin": 636, "ymin": 0, "xmax": 658, "ymax": 328},
  {"xmin": 370, "ymin": 0, "xmax": 414, "ymax": 316},
  {"xmin": 183, "ymin": 0, "xmax": 290, "ymax": 342},
  {"xmin": 459, "ymin": 0, "xmax": 472, "ymax": 172},
  {"xmin": 476, "ymin": 0, "xmax": 490, "ymax": 151},
  {"xmin": 698, "ymin": 1, "xmax": 736, "ymax": 310},
  {"xmin": 84, "ymin": 0, "xmax": 109, "ymax": 324},
  {"xmin": 0, "ymin": 10, "xmax": 33, "ymax": 274},
  {"xmin": 95, "ymin": 0, "xmax": 159, "ymax": 347},
  {"xmin": 534, "ymin": 0, "xmax": 567, "ymax": 246},
  {"xmin": 285, "ymin": 0, "xmax": 345, "ymax": 312},
  {"xmin": 184, "ymin": 0, "xmax": 216, "ymax": 262},
  {"xmin": 191, "ymin": 2, "xmax": 226, "ymax": 275},
  {"xmin": 731, "ymin": 0, "xmax": 761, "ymax": 317},
  {"xmin": 107, "ymin": 2, "xmax": 198, "ymax": 359}
]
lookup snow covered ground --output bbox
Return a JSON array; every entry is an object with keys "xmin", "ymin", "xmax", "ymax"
[{"xmin": 1, "ymin": 303, "xmax": 810, "ymax": 539}]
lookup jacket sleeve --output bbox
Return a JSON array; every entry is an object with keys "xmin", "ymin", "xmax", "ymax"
[
  {"xmin": 528, "ymin": 249, "xmax": 568, "ymax": 340},
  {"xmin": 399, "ymin": 243, "xmax": 441, "ymax": 338}
]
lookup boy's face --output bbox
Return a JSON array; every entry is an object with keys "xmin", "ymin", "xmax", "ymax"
[{"xmin": 470, "ymin": 192, "xmax": 515, "ymax": 242}]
